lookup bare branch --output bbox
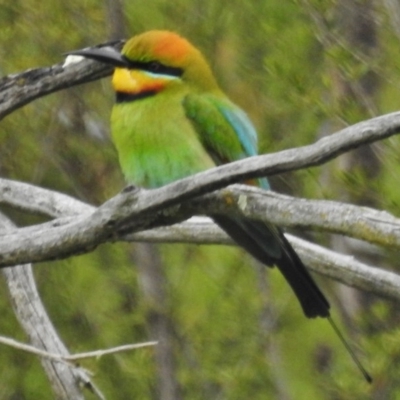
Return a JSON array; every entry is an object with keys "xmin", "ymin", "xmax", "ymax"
[
  {"xmin": 195, "ymin": 187, "xmax": 400, "ymax": 249},
  {"xmin": 0, "ymin": 41, "xmax": 124, "ymax": 120},
  {"xmin": 1, "ymin": 178, "xmax": 399, "ymax": 306},
  {"xmin": 0, "ymin": 213, "xmax": 97, "ymax": 400},
  {"xmin": 3, "ymin": 179, "xmax": 400, "ymax": 250},
  {"xmin": 288, "ymin": 234, "xmax": 400, "ymax": 302},
  {"xmin": 2, "ymin": 119, "xmax": 400, "ymax": 267}
]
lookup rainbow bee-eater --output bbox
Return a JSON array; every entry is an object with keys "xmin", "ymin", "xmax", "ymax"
[{"xmin": 69, "ymin": 31, "xmax": 370, "ymax": 380}]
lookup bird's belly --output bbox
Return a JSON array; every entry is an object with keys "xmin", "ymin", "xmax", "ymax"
[{"xmin": 111, "ymin": 100, "xmax": 215, "ymax": 188}]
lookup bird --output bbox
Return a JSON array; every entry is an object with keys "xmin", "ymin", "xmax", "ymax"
[{"xmin": 68, "ymin": 30, "xmax": 371, "ymax": 381}]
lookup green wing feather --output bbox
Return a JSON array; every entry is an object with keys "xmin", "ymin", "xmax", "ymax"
[
  {"xmin": 183, "ymin": 93, "xmax": 270, "ymax": 188},
  {"xmin": 183, "ymin": 93, "xmax": 248, "ymax": 163}
]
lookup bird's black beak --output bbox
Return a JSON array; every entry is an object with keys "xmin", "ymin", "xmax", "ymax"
[{"xmin": 66, "ymin": 47, "xmax": 130, "ymax": 68}]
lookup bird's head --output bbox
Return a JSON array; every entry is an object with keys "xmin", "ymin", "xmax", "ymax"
[{"xmin": 68, "ymin": 31, "xmax": 219, "ymax": 101}]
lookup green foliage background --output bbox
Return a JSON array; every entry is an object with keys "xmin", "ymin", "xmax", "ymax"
[{"xmin": 1, "ymin": 0, "xmax": 400, "ymax": 398}]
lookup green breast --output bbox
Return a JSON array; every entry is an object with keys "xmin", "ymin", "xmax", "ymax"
[{"xmin": 111, "ymin": 89, "xmax": 215, "ymax": 188}]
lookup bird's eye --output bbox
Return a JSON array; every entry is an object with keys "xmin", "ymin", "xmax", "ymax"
[{"xmin": 148, "ymin": 61, "xmax": 162, "ymax": 72}]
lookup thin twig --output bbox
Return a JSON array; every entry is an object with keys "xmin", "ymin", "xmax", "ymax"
[{"xmin": 0, "ymin": 334, "xmax": 157, "ymax": 363}]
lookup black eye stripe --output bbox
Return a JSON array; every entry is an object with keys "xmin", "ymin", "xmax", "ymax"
[
  {"xmin": 122, "ymin": 56, "xmax": 183, "ymax": 77},
  {"xmin": 116, "ymin": 90, "xmax": 156, "ymax": 103}
]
